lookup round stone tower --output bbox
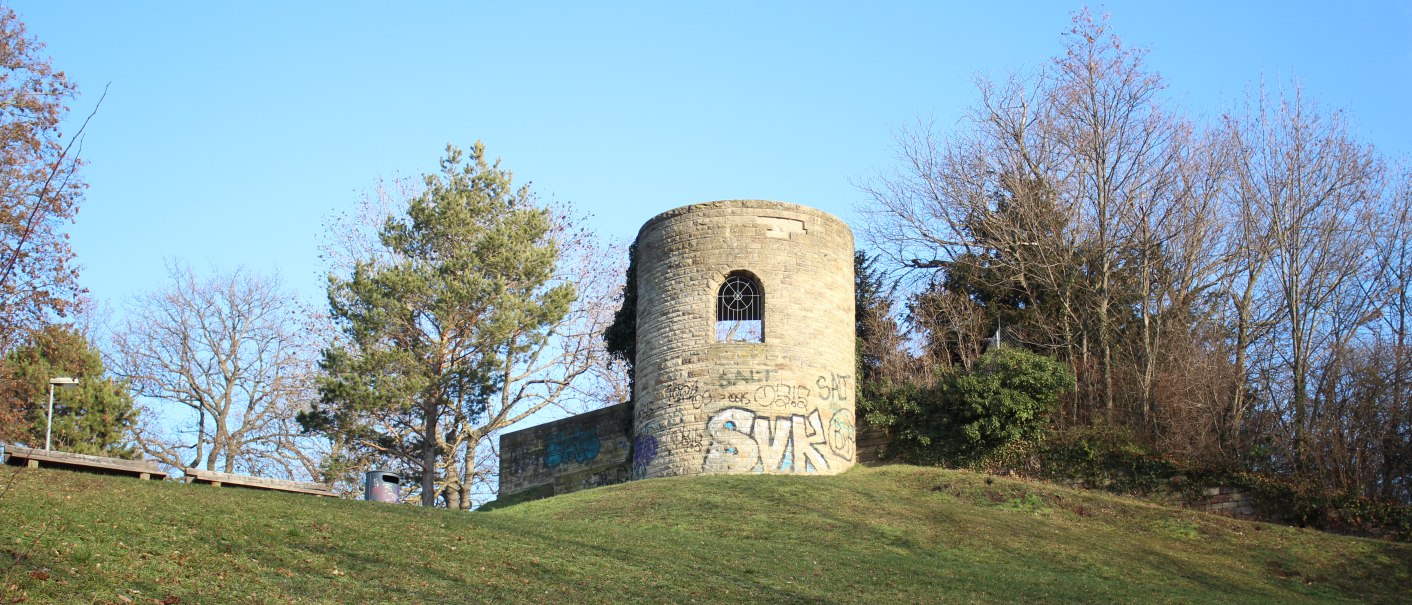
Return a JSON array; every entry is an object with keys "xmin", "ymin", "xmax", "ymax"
[{"xmin": 631, "ymin": 200, "xmax": 856, "ymax": 479}]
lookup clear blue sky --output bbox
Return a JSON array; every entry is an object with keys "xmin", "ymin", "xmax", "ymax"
[{"xmin": 10, "ymin": 1, "xmax": 1412, "ymax": 309}]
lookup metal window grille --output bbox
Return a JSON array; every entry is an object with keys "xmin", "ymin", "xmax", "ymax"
[{"xmin": 716, "ymin": 273, "xmax": 763, "ymax": 342}]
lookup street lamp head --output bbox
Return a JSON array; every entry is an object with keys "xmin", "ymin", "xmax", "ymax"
[{"xmin": 45, "ymin": 377, "xmax": 79, "ymax": 451}]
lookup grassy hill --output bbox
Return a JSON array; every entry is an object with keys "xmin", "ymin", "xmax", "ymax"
[{"xmin": 1, "ymin": 465, "xmax": 1408, "ymax": 604}]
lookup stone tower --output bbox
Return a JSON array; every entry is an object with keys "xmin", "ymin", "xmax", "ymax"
[{"xmin": 631, "ymin": 200, "xmax": 856, "ymax": 479}]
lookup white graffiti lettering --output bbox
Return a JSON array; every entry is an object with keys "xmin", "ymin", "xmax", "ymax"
[{"xmin": 701, "ymin": 407, "xmax": 832, "ymax": 474}]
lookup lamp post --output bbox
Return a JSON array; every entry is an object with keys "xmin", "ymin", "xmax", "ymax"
[{"xmin": 46, "ymin": 377, "xmax": 79, "ymax": 451}]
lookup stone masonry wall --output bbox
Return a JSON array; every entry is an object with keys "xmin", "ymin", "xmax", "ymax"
[
  {"xmin": 498, "ymin": 402, "xmax": 632, "ymax": 500},
  {"xmin": 632, "ymin": 200, "xmax": 856, "ymax": 479},
  {"xmin": 1194, "ymin": 486, "xmax": 1255, "ymax": 518}
]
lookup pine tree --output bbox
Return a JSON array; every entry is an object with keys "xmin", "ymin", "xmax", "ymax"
[
  {"xmin": 304, "ymin": 142, "xmax": 575, "ymax": 507},
  {"xmin": 0, "ymin": 324, "xmax": 136, "ymax": 457}
]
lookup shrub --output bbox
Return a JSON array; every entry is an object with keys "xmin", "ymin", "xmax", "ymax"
[
  {"xmin": 869, "ymin": 347, "xmax": 1074, "ymax": 465},
  {"xmin": 1028, "ymin": 425, "xmax": 1181, "ymax": 493}
]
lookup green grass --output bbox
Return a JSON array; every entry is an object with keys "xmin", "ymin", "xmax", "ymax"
[{"xmin": 1, "ymin": 465, "xmax": 1408, "ymax": 604}]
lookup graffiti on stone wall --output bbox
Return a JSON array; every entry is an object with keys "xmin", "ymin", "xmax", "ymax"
[
  {"xmin": 498, "ymin": 402, "xmax": 636, "ymax": 499},
  {"xmin": 667, "ymin": 428, "xmax": 704, "ymax": 453},
  {"xmin": 635, "ymin": 406, "xmax": 686, "ymax": 435},
  {"xmin": 632, "ymin": 435, "xmax": 659, "ymax": 477},
  {"xmin": 815, "ymin": 372, "xmax": 851, "ymax": 402},
  {"xmin": 749, "ymin": 383, "xmax": 810, "ymax": 409},
  {"xmin": 580, "ymin": 466, "xmax": 631, "ymax": 490},
  {"xmin": 827, "ymin": 408, "xmax": 856, "ymax": 461},
  {"xmin": 717, "ymin": 368, "xmax": 775, "ymax": 388},
  {"xmin": 635, "ymin": 371, "xmax": 855, "ymax": 475},
  {"xmin": 662, "ymin": 382, "xmax": 709, "ymax": 410},
  {"xmin": 700, "ymin": 407, "xmax": 832, "ymax": 474},
  {"xmin": 544, "ymin": 428, "xmax": 601, "ymax": 468},
  {"xmin": 651, "ymin": 376, "xmax": 837, "ymax": 413},
  {"xmin": 502, "ymin": 443, "xmax": 538, "ymax": 477}
]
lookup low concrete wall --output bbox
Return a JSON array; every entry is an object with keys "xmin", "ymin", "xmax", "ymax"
[{"xmin": 498, "ymin": 403, "xmax": 633, "ymax": 501}]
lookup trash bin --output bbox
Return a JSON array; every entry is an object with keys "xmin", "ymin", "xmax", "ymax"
[{"xmin": 364, "ymin": 469, "xmax": 401, "ymax": 503}]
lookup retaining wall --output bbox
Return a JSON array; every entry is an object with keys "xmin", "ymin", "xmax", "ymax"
[{"xmin": 497, "ymin": 403, "xmax": 633, "ymax": 500}]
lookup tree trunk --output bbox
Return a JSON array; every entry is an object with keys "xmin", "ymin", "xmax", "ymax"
[
  {"xmin": 189, "ymin": 408, "xmax": 206, "ymax": 469},
  {"xmin": 421, "ymin": 400, "xmax": 438, "ymax": 507}
]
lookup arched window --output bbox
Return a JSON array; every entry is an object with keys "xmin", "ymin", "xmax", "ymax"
[{"xmin": 716, "ymin": 271, "xmax": 763, "ymax": 342}]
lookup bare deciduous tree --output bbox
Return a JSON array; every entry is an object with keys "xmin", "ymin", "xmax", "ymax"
[
  {"xmin": 1362, "ymin": 164, "xmax": 1411, "ymax": 499},
  {"xmin": 114, "ymin": 263, "xmax": 323, "ymax": 480},
  {"xmin": 856, "ymin": 8, "xmax": 1412, "ymax": 502},
  {"xmin": 859, "ymin": 10, "xmax": 1207, "ymax": 426},
  {"xmin": 1230, "ymin": 85, "xmax": 1384, "ymax": 469}
]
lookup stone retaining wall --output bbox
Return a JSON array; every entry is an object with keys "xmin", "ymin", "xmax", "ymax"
[
  {"xmin": 497, "ymin": 403, "xmax": 633, "ymax": 500},
  {"xmin": 1193, "ymin": 486, "xmax": 1255, "ymax": 518}
]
